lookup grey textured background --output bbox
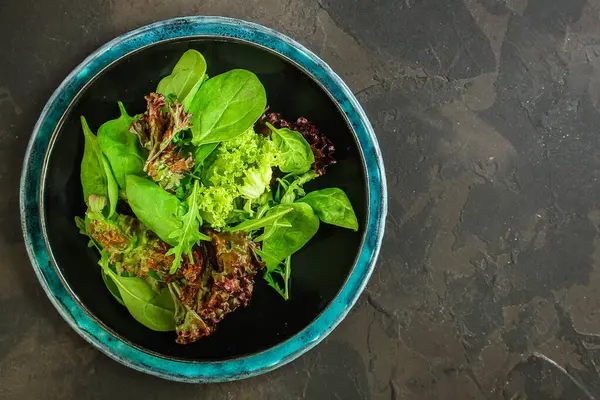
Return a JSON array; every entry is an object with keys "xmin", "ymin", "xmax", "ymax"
[{"xmin": 2, "ymin": 0, "xmax": 600, "ymax": 398}]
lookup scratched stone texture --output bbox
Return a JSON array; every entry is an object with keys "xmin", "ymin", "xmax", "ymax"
[{"xmin": 2, "ymin": 0, "xmax": 600, "ymax": 399}]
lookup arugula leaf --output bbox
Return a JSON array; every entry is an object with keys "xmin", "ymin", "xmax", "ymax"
[
  {"xmin": 262, "ymin": 202, "xmax": 319, "ymax": 268},
  {"xmin": 298, "ymin": 188, "xmax": 358, "ymax": 231},
  {"xmin": 280, "ymin": 171, "xmax": 318, "ymax": 204},
  {"xmin": 125, "ymin": 175, "xmax": 183, "ymax": 245},
  {"xmin": 100, "ymin": 252, "xmax": 175, "ymax": 331},
  {"xmin": 275, "ymin": 182, "xmax": 282, "ymax": 203},
  {"xmin": 256, "ymin": 203, "xmax": 270, "ymax": 219},
  {"xmin": 267, "ymin": 122, "xmax": 314, "ymax": 174},
  {"xmin": 75, "ymin": 215, "xmax": 87, "ymax": 234},
  {"xmin": 226, "ymin": 207, "xmax": 292, "ymax": 233},
  {"xmin": 189, "ymin": 69, "xmax": 267, "ymax": 145},
  {"xmin": 80, "ymin": 116, "xmax": 118, "ymax": 218},
  {"xmin": 75, "ymin": 215, "xmax": 96, "ymax": 249},
  {"xmin": 157, "ymin": 49, "xmax": 207, "ymax": 106},
  {"xmin": 97, "ymin": 102, "xmax": 147, "ymax": 190},
  {"xmin": 166, "ymin": 181, "xmax": 210, "ymax": 274},
  {"xmin": 261, "ymin": 253, "xmax": 291, "ymax": 300},
  {"xmin": 254, "ymin": 220, "xmax": 290, "ymax": 242}
]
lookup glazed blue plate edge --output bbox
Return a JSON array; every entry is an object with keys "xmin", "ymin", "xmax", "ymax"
[{"xmin": 19, "ymin": 16, "xmax": 387, "ymax": 383}]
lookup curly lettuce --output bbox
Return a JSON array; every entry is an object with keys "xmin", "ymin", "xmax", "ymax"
[{"xmin": 197, "ymin": 129, "xmax": 278, "ymax": 228}]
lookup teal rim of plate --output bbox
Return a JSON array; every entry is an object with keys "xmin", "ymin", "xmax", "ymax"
[{"xmin": 20, "ymin": 16, "xmax": 387, "ymax": 383}]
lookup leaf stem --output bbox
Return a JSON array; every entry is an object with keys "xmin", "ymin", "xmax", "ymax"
[{"xmin": 283, "ymin": 256, "xmax": 291, "ymax": 300}]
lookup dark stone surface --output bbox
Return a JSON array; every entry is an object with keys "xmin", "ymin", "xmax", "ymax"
[{"xmin": 2, "ymin": 0, "xmax": 600, "ymax": 398}]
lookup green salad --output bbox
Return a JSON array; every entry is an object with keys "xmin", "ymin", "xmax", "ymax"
[{"xmin": 75, "ymin": 50, "xmax": 358, "ymax": 344}]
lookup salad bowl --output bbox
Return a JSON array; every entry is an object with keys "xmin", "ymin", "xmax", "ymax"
[{"xmin": 20, "ymin": 16, "xmax": 386, "ymax": 382}]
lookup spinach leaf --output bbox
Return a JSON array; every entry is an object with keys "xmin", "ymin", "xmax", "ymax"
[
  {"xmin": 189, "ymin": 69, "xmax": 266, "ymax": 145},
  {"xmin": 101, "ymin": 268, "xmax": 125, "ymax": 306},
  {"xmin": 100, "ymin": 252, "xmax": 175, "ymax": 331},
  {"xmin": 108, "ymin": 274, "xmax": 174, "ymax": 331},
  {"xmin": 157, "ymin": 49, "xmax": 207, "ymax": 106},
  {"xmin": 192, "ymin": 142, "xmax": 219, "ymax": 174},
  {"xmin": 80, "ymin": 117, "xmax": 105, "ymax": 199},
  {"xmin": 166, "ymin": 181, "xmax": 210, "ymax": 274},
  {"xmin": 97, "ymin": 102, "xmax": 147, "ymax": 189},
  {"xmin": 226, "ymin": 207, "xmax": 293, "ymax": 233},
  {"xmin": 298, "ymin": 188, "xmax": 359, "ymax": 231},
  {"xmin": 262, "ymin": 202, "xmax": 319, "ymax": 267},
  {"xmin": 267, "ymin": 123, "xmax": 314, "ymax": 174},
  {"xmin": 181, "ymin": 74, "xmax": 207, "ymax": 111},
  {"xmin": 80, "ymin": 116, "xmax": 118, "ymax": 218},
  {"xmin": 102, "ymin": 159, "xmax": 119, "ymax": 219},
  {"xmin": 125, "ymin": 175, "xmax": 183, "ymax": 245}
]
